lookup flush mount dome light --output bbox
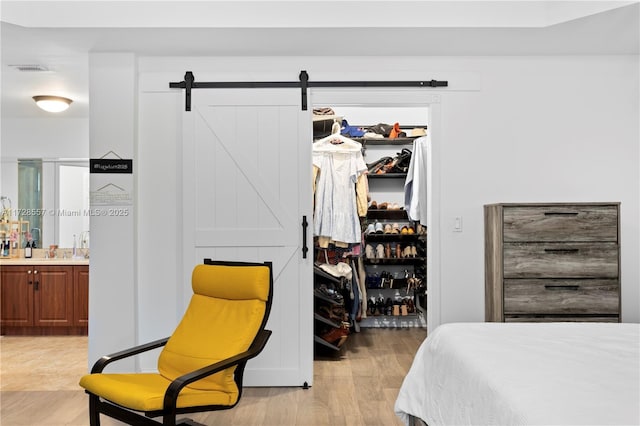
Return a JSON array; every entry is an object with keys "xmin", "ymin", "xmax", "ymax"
[{"xmin": 32, "ymin": 95, "xmax": 73, "ymax": 112}]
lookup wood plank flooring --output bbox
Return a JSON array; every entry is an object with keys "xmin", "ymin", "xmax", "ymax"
[{"xmin": 0, "ymin": 327, "xmax": 427, "ymax": 425}]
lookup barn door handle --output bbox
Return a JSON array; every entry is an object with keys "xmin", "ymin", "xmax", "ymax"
[{"xmin": 302, "ymin": 216, "xmax": 309, "ymax": 259}]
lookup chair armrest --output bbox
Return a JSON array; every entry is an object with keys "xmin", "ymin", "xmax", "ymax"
[
  {"xmin": 163, "ymin": 329, "xmax": 272, "ymax": 410},
  {"xmin": 91, "ymin": 337, "xmax": 170, "ymax": 374}
]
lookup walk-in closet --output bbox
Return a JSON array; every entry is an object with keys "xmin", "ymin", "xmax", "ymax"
[{"xmin": 311, "ymin": 105, "xmax": 431, "ymax": 355}]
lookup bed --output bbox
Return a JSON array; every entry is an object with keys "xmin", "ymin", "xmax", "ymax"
[{"xmin": 394, "ymin": 322, "xmax": 640, "ymax": 426}]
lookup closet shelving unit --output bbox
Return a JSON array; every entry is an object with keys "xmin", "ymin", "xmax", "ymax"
[
  {"xmin": 365, "ymin": 208, "xmax": 426, "ymax": 266},
  {"xmin": 358, "ymin": 128, "xmax": 427, "ymax": 328},
  {"xmin": 313, "ymin": 264, "xmax": 350, "ymax": 352},
  {"xmin": 361, "ymin": 213, "xmax": 426, "ymax": 327},
  {"xmin": 354, "ymin": 136, "xmax": 418, "ymax": 145}
]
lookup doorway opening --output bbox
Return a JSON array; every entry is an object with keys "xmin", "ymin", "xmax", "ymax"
[{"xmin": 310, "ymin": 100, "xmax": 437, "ymax": 355}]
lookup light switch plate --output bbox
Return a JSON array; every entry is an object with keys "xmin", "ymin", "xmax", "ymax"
[{"xmin": 453, "ymin": 216, "xmax": 463, "ymax": 232}]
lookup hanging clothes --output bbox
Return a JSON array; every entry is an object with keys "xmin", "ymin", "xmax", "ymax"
[
  {"xmin": 355, "ymin": 256, "xmax": 368, "ymax": 319},
  {"xmin": 312, "ymin": 132, "xmax": 367, "ymax": 246},
  {"xmin": 403, "ymin": 136, "xmax": 430, "ymax": 225},
  {"xmin": 312, "ymin": 160, "xmax": 369, "ymax": 220}
]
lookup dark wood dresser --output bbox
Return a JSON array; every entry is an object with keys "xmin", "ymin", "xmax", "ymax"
[{"xmin": 484, "ymin": 202, "xmax": 620, "ymax": 322}]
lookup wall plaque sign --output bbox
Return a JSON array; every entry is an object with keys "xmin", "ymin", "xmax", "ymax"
[{"xmin": 90, "ymin": 151, "xmax": 133, "ymax": 174}]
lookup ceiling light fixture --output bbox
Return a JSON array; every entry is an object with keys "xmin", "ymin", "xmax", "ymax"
[{"xmin": 32, "ymin": 95, "xmax": 73, "ymax": 112}]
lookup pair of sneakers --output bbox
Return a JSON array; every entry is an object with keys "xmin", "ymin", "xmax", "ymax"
[
  {"xmin": 364, "ymin": 222, "xmax": 384, "ymax": 235},
  {"xmin": 364, "ymin": 243, "xmax": 386, "ymax": 259}
]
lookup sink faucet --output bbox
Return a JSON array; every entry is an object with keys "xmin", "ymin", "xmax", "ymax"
[
  {"xmin": 79, "ymin": 230, "xmax": 90, "ymax": 258},
  {"xmin": 80, "ymin": 231, "xmax": 89, "ymax": 248}
]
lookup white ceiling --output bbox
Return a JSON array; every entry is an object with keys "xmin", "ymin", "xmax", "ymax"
[{"xmin": 1, "ymin": 0, "xmax": 638, "ymax": 119}]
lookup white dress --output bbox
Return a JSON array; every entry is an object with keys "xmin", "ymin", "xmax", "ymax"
[{"xmin": 313, "ymin": 150, "xmax": 367, "ymax": 244}]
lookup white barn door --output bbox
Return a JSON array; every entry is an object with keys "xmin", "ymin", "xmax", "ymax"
[{"xmin": 182, "ymin": 88, "xmax": 313, "ymax": 386}]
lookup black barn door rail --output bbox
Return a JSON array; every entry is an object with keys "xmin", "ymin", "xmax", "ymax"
[{"xmin": 169, "ymin": 71, "xmax": 448, "ymax": 111}]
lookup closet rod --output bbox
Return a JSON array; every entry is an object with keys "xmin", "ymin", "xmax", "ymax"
[{"xmin": 169, "ymin": 71, "xmax": 448, "ymax": 111}]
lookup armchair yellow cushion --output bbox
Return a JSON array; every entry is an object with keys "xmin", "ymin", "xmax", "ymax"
[
  {"xmin": 191, "ymin": 262, "xmax": 270, "ymax": 301},
  {"xmin": 157, "ymin": 264, "xmax": 270, "ymax": 392},
  {"xmin": 78, "ymin": 373, "xmax": 237, "ymax": 412},
  {"xmin": 158, "ymin": 296, "xmax": 265, "ymax": 391}
]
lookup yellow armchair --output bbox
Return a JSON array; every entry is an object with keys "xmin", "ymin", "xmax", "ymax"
[{"xmin": 79, "ymin": 260, "xmax": 273, "ymax": 426}]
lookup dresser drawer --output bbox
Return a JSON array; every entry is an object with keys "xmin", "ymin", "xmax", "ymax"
[
  {"xmin": 504, "ymin": 315, "xmax": 619, "ymax": 323},
  {"xmin": 503, "ymin": 205, "xmax": 618, "ymax": 242},
  {"xmin": 504, "ymin": 279, "xmax": 619, "ymax": 315},
  {"xmin": 503, "ymin": 242, "xmax": 618, "ymax": 278}
]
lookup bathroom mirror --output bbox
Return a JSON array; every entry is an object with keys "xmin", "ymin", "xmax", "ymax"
[{"xmin": 17, "ymin": 158, "xmax": 90, "ymax": 249}]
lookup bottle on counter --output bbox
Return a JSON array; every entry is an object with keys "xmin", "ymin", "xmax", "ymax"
[
  {"xmin": 2, "ymin": 240, "xmax": 8, "ymax": 257},
  {"xmin": 25, "ymin": 240, "xmax": 32, "ymax": 258}
]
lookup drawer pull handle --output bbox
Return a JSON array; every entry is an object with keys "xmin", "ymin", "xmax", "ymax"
[
  {"xmin": 544, "ymin": 212, "xmax": 579, "ymax": 216},
  {"xmin": 545, "ymin": 285, "xmax": 580, "ymax": 291},
  {"xmin": 544, "ymin": 248, "xmax": 579, "ymax": 254}
]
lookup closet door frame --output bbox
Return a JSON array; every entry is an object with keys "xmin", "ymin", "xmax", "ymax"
[{"xmin": 310, "ymin": 89, "xmax": 442, "ymax": 332}]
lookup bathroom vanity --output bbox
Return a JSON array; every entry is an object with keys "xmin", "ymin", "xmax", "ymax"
[{"xmin": 0, "ymin": 258, "xmax": 89, "ymax": 335}]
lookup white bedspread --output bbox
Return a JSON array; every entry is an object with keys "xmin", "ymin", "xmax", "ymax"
[{"xmin": 395, "ymin": 322, "xmax": 640, "ymax": 426}]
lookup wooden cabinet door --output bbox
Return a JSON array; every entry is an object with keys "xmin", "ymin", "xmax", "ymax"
[
  {"xmin": 0, "ymin": 265, "xmax": 34, "ymax": 327},
  {"xmin": 33, "ymin": 266, "xmax": 74, "ymax": 327},
  {"xmin": 73, "ymin": 266, "xmax": 89, "ymax": 326}
]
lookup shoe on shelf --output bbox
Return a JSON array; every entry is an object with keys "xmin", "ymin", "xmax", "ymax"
[
  {"xmin": 376, "ymin": 297, "xmax": 385, "ymax": 316},
  {"xmin": 389, "ymin": 122, "xmax": 406, "ymax": 139},
  {"xmin": 376, "ymin": 244, "xmax": 385, "ymax": 258},
  {"xmin": 365, "ymin": 244, "xmax": 375, "ymax": 259},
  {"xmin": 374, "ymin": 222, "xmax": 384, "ymax": 233},
  {"xmin": 365, "ymin": 223, "xmax": 376, "ymax": 235},
  {"xmin": 407, "ymin": 298, "xmax": 416, "ymax": 313},
  {"xmin": 393, "ymin": 304, "xmax": 400, "ymax": 316},
  {"xmin": 401, "ymin": 302, "xmax": 409, "ymax": 316},
  {"xmin": 385, "ymin": 298, "xmax": 393, "ymax": 315},
  {"xmin": 391, "ymin": 223, "xmax": 400, "ymax": 234},
  {"xmin": 320, "ymin": 322, "xmax": 350, "ymax": 346}
]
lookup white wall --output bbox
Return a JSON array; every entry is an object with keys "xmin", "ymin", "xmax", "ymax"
[
  {"xmin": 1, "ymin": 117, "xmax": 89, "ymax": 158},
  {"xmin": 133, "ymin": 55, "xmax": 639, "ymax": 360},
  {"xmin": 87, "ymin": 53, "xmax": 138, "ymax": 370},
  {"xmin": 435, "ymin": 56, "xmax": 639, "ymax": 324}
]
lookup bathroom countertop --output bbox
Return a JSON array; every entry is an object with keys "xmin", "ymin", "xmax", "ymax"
[{"xmin": 0, "ymin": 258, "xmax": 89, "ymax": 266}]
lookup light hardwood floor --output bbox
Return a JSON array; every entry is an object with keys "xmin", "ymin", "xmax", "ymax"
[{"xmin": 0, "ymin": 327, "xmax": 427, "ymax": 425}]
